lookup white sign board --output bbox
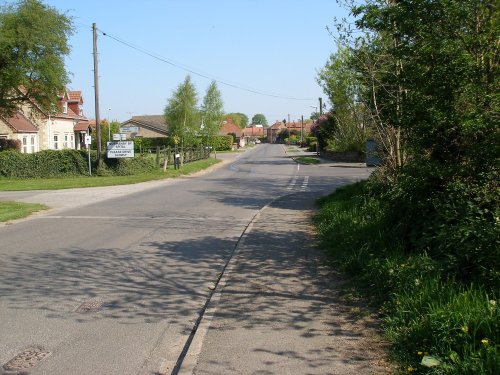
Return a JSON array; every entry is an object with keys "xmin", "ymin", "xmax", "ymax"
[
  {"xmin": 84, "ymin": 135, "xmax": 92, "ymax": 145},
  {"xmin": 112, "ymin": 134, "xmax": 121, "ymax": 141},
  {"xmin": 107, "ymin": 141, "xmax": 134, "ymax": 158}
]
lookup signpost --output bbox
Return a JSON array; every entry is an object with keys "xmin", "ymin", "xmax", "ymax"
[
  {"xmin": 85, "ymin": 135, "xmax": 92, "ymax": 175},
  {"xmin": 107, "ymin": 141, "xmax": 134, "ymax": 158}
]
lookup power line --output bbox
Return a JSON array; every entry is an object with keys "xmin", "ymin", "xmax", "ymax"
[{"xmin": 96, "ymin": 27, "xmax": 316, "ymax": 101}]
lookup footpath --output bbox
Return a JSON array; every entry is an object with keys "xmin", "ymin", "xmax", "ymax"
[{"xmin": 179, "ymin": 191, "xmax": 391, "ymax": 375}]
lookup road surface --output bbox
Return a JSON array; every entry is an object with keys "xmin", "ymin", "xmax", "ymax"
[{"xmin": 0, "ymin": 144, "xmax": 371, "ymax": 374}]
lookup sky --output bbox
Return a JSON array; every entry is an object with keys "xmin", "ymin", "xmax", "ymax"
[{"xmin": 31, "ymin": 0, "xmax": 349, "ymax": 124}]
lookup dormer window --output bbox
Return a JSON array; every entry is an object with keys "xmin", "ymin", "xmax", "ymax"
[
  {"xmin": 62, "ymin": 101, "xmax": 68, "ymax": 114},
  {"xmin": 79, "ymin": 105, "xmax": 83, "ymax": 116}
]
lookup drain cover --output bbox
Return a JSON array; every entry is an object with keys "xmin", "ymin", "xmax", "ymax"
[
  {"xmin": 75, "ymin": 298, "xmax": 103, "ymax": 313},
  {"xmin": 3, "ymin": 347, "xmax": 50, "ymax": 371}
]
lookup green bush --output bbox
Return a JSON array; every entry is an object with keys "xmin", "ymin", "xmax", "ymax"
[
  {"xmin": 103, "ymin": 155, "xmax": 156, "ymax": 175},
  {"xmin": 0, "ymin": 139, "xmax": 21, "ymax": 152},
  {"xmin": 212, "ymin": 135, "xmax": 233, "ymax": 151},
  {"xmin": 0, "ymin": 149, "xmax": 88, "ymax": 178},
  {"xmin": 314, "ymin": 181, "xmax": 499, "ymax": 374},
  {"xmin": 0, "ymin": 150, "xmax": 158, "ymax": 178}
]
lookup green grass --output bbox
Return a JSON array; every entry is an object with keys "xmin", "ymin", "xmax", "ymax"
[
  {"xmin": 0, "ymin": 201, "xmax": 48, "ymax": 222},
  {"xmin": 314, "ymin": 182, "xmax": 499, "ymax": 375},
  {"xmin": 0, "ymin": 158, "xmax": 220, "ymax": 191},
  {"xmin": 294, "ymin": 156, "xmax": 320, "ymax": 165}
]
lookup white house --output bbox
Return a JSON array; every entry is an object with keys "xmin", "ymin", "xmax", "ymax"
[{"xmin": 0, "ymin": 89, "xmax": 91, "ymax": 153}]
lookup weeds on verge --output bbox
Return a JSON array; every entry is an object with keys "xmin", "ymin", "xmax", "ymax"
[{"xmin": 314, "ymin": 181, "xmax": 499, "ymax": 374}]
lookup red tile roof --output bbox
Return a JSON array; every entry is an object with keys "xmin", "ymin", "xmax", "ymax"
[
  {"xmin": 242, "ymin": 126, "xmax": 265, "ymax": 137},
  {"xmin": 74, "ymin": 120, "xmax": 91, "ymax": 132},
  {"xmin": 3, "ymin": 112, "xmax": 38, "ymax": 133},
  {"xmin": 68, "ymin": 91, "xmax": 83, "ymax": 103},
  {"xmin": 219, "ymin": 119, "xmax": 243, "ymax": 136}
]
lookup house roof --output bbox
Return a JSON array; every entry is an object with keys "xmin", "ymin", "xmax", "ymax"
[
  {"xmin": 68, "ymin": 91, "xmax": 83, "ymax": 103},
  {"xmin": 270, "ymin": 121, "xmax": 285, "ymax": 130},
  {"xmin": 219, "ymin": 119, "xmax": 243, "ymax": 136},
  {"xmin": 121, "ymin": 115, "xmax": 168, "ymax": 134},
  {"xmin": 242, "ymin": 126, "xmax": 266, "ymax": 137},
  {"xmin": 74, "ymin": 120, "xmax": 91, "ymax": 132},
  {"xmin": 2, "ymin": 111, "xmax": 38, "ymax": 133}
]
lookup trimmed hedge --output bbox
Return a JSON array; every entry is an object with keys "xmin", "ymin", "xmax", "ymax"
[
  {"xmin": 212, "ymin": 135, "xmax": 233, "ymax": 151},
  {"xmin": 0, "ymin": 150, "xmax": 89, "ymax": 178},
  {"xmin": 98, "ymin": 155, "xmax": 157, "ymax": 176},
  {"xmin": 0, "ymin": 150, "xmax": 158, "ymax": 178}
]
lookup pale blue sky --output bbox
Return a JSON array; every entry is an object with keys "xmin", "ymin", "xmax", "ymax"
[{"xmin": 36, "ymin": 0, "xmax": 347, "ymax": 123}]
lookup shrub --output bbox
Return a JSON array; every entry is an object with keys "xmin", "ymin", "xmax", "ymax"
[
  {"xmin": 314, "ymin": 181, "xmax": 499, "ymax": 374},
  {"xmin": 103, "ymin": 155, "xmax": 156, "ymax": 175},
  {"xmin": 212, "ymin": 135, "xmax": 233, "ymax": 151},
  {"xmin": 0, "ymin": 149, "xmax": 88, "ymax": 178},
  {"xmin": 0, "ymin": 138, "xmax": 21, "ymax": 152}
]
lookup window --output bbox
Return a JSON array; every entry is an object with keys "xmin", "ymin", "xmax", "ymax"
[
  {"xmin": 22, "ymin": 137, "xmax": 28, "ymax": 153},
  {"xmin": 62, "ymin": 101, "xmax": 68, "ymax": 114},
  {"xmin": 31, "ymin": 136, "xmax": 36, "ymax": 153},
  {"xmin": 64, "ymin": 134, "xmax": 68, "ymax": 149},
  {"xmin": 53, "ymin": 134, "xmax": 59, "ymax": 150}
]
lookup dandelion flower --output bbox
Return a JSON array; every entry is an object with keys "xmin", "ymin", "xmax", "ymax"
[
  {"xmin": 407, "ymin": 367, "xmax": 415, "ymax": 373},
  {"xmin": 481, "ymin": 339, "xmax": 489, "ymax": 346}
]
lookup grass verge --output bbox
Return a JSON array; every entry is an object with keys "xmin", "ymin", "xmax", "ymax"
[
  {"xmin": 314, "ymin": 181, "xmax": 499, "ymax": 375},
  {"xmin": 0, "ymin": 201, "xmax": 48, "ymax": 222},
  {"xmin": 0, "ymin": 158, "xmax": 220, "ymax": 191},
  {"xmin": 294, "ymin": 156, "xmax": 320, "ymax": 165}
]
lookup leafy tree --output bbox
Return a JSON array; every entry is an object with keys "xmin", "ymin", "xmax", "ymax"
[
  {"xmin": 224, "ymin": 113, "xmax": 242, "ymax": 128},
  {"xmin": 310, "ymin": 111, "xmax": 320, "ymax": 121},
  {"xmin": 235, "ymin": 112, "xmax": 249, "ymax": 128},
  {"xmin": 225, "ymin": 113, "xmax": 249, "ymax": 129},
  {"xmin": 251, "ymin": 113, "xmax": 268, "ymax": 126},
  {"xmin": 201, "ymin": 81, "xmax": 224, "ymax": 150},
  {"xmin": 164, "ymin": 75, "xmax": 199, "ymax": 147},
  {"xmin": 0, "ymin": 0, "xmax": 73, "ymax": 115},
  {"xmin": 317, "ymin": 45, "xmax": 366, "ymax": 153}
]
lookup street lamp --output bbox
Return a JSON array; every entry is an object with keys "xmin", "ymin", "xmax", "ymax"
[{"xmin": 107, "ymin": 108, "xmax": 111, "ymax": 142}]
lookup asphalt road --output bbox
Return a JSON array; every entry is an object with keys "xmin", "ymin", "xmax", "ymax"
[{"xmin": 0, "ymin": 144, "xmax": 371, "ymax": 375}]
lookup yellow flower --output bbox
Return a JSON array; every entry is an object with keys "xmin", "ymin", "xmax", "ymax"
[
  {"xmin": 407, "ymin": 367, "xmax": 415, "ymax": 373},
  {"xmin": 481, "ymin": 339, "xmax": 489, "ymax": 346},
  {"xmin": 417, "ymin": 351, "xmax": 423, "ymax": 356},
  {"xmin": 461, "ymin": 325, "xmax": 469, "ymax": 334}
]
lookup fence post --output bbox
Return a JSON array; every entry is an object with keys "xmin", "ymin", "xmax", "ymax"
[{"xmin": 156, "ymin": 146, "xmax": 160, "ymax": 166}]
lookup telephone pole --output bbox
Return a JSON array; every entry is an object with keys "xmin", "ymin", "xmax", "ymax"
[{"xmin": 93, "ymin": 23, "xmax": 102, "ymax": 166}]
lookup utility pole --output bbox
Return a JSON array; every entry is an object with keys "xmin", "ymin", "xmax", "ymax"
[
  {"xmin": 319, "ymin": 97, "xmax": 323, "ymax": 116},
  {"xmin": 301, "ymin": 115, "xmax": 304, "ymax": 144},
  {"xmin": 93, "ymin": 23, "xmax": 102, "ymax": 166}
]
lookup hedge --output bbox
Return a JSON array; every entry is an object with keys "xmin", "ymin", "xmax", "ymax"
[
  {"xmin": 0, "ymin": 150, "xmax": 89, "ymax": 178},
  {"xmin": 212, "ymin": 135, "xmax": 233, "ymax": 151},
  {"xmin": 0, "ymin": 150, "xmax": 157, "ymax": 178}
]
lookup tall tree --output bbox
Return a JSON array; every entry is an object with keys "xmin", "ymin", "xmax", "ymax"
[
  {"xmin": 201, "ymin": 81, "xmax": 224, "ymax": 149},
  {"xmin": 0, "ymin": 0, "xmax": 73, "ymax": 115},
  {"xmin": 317, "ymin": 45, "xmax": 366, "ymax": 153},
  {"xmin": 224, "ymin": 113, "xmax": 242, "ymax": 128},
  {"xmin": 251, "ymin": 113, "xmax": 268, "ymax": 126},
  {"xmin": 164, "ymin": 75, "xmax": 199, "ymax": 147},
  {"xmin": 235, "ymin": 112, "xmax": 249, "ymax": 128}
]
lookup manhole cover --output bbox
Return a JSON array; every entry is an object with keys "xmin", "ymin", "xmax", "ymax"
[
  {"xmin": 75, "ymin": 298, "xmax": 103, "ymax": 313},
  {"xmin": 3, "ymin": 347, "xmax": 50, "ymax": 371}
]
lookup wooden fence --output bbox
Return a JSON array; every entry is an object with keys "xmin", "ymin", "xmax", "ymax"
[{"xmin": 149, "ymin": 146, "xmax": 211, "ymax": 167}]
